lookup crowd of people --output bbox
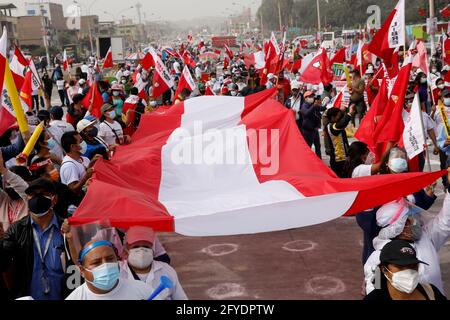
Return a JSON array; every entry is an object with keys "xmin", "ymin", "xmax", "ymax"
[{"xmin": 0, "ymin": 34, "xmax": 450, "ymax": 301}]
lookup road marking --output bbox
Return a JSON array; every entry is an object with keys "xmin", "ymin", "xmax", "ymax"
[
  {"xmin": 282, "ymin": 240, "xmax": 317, "ymax": 252},
  {"xmin": 206, "ymin": 283, "xmax": 246, "ymax": 300},
  {"xmin": 201, "ymin": 243, "xmax": 239, "ymax": 257},
  {"xmin": 305, "ymin": 276, "xmax": 346, "ymax": 295}
]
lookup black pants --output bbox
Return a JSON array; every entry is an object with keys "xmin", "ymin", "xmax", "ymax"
[
  {"xmin": 302, "ymin": 129, "xmax": 321, "ymax": 159},
  {"xmin": 58, "ymin": 90, "xmax": 65, "ymax": 106},
  {"xmin": 351, "ymin": 99, "xmax": 367, "ymax": 127},
  {"xmin": 32, "ymin": 95, "xmax": 39, "ymax": 111},
  {"xmin": 355, "ymin": 209, "xmax": 381, "ymax": 265},
  {"xmin": 440, "ymin": 150, "xmax": 448, "ymax": 188}
]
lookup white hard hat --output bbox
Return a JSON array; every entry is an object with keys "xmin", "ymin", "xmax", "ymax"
[{"xmin": 291, "ymin": 81, "xmax": 300, "ymax": 90}]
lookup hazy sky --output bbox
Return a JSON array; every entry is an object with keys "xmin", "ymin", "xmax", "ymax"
[{"xmin": 16, "ymin": 0, "xmax": 262, "ymax": 22}]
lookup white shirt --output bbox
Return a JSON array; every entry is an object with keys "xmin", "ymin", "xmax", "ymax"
[
  {"xmin": 66, "ymin": 278, "xmax": 155, "ymax": 300},
  {"xmin": 56, "ymin": 80, "xmax": 65, "ymax": 91},
  {"xmin": 47, "ymin": 124, "xmax": 65, "ymax": 160},
  {"xmin": 364, "ymin": 193, "xmax": 450, "ymax": 295},
  {"xmin": 116, "ymin": 70, "xmax": 124, "ymax": 82},
  {"xmin": 351, "ymin": 164, "xmax": 372, "ymax": 178},
  {"xmin": 173, "ymin": 61, "xmax": 181, "ymax": 74},
  {"xmin": 422, "ymin": 111, "xmax": 436, "ymax": 138},
  {"xmin": 50, "ymin": 120, "xmax": 75, "ymax": 133},
  {"xmin": 60, "ymin": 155, "xmax": 90, "ymax": 186},
  {"xmin": 119, "ymin": 260, "xmax": 188, "ymax": 300},
  {"xmin": 99, "ymin": 121, "xmax": 124, "ymax": 146}
]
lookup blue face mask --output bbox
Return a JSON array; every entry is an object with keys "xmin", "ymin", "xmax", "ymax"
[
  {"xmin": 389, "ymin": 158, "xmax": 408, "ymax": 173},
  {"xmin": 85, "ymin": 262, "xmax": 120, "ymax": 291},
  {"xmin": 47, "ymin": 138, "xmax": 56, "ymax": 150}
]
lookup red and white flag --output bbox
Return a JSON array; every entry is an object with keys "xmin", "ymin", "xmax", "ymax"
[
  {"xmin": 224, "ymin": 44, "xmax": 233, "ymax": 59},
  {"xmin": 442, "ymin": 33, "xmax": 450, "ymax": 65},
  {"xmin": 19, "ymin": 68, "xmax": 33, "ymax": 111},
  {"xmin": 63, "ymin": 49, "xmax": 69, "ymax": 71},
  {"xmin": 141, "ymin": 52, "xmax": 155, "ymax": 71},
  {"xmin": 174, "ymin": 65, "xmax": 196, "ymax": 99},
  {"xmin": 182, "ymin": 51, "xmax": 196, "ymax": 68},
  {"xmin": 102, "ymin": 47, "xmax": 114, "ymax": 69},
  {"xmin": 368, "ymin": 0, "xmax": 405, "ymax": 61},
  {"xmin": 149, "ymin": 47, "xmax": 174, "ymax": 99},
  {"xmin": 28, "ymin": 58, "xmax": 42, "ymax": 91},
  {"xmin": 412, "ymin": 40, "xmax": 429, "ymax": 75},
  {"xmin": 299, "ymin": 48, "xmax": 334, "ymax": 85},
  {"xmin": 81, "ymin": 81, "xmax": 103, "ymax": 118},
  {"xmin": 9, "ymin": 46, "xmax": 29, "ymax": 90},
  {"xmin": 70, "ymin": 88, "xmax": 444, "ymax": 235}
]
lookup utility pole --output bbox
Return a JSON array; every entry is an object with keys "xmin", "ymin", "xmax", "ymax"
[
  {"xmin": 135, "ymin": 2, "xmax": 143, "ymax": 44},
  {"xmin": 260, "ymin": 11, "xmax": 264, "ymax": 36},
  {"xmin": 316, "ymin": 0, "xmax": 321, "ymax": 31},
  {"xmin": 39, "ymin": 1, "xmax": 51, "ymax": 69},
  {"xmin": 277, "ymin": 0, "xmax": 282, "ymax": 31},
  {"xmin": 429, "ymin": 0, "xmax": 435, "ymax": 56}
]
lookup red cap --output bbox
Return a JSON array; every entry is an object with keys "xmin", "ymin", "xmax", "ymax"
[{"xmin": 125, "ymin": 226, "xmax": 156, "ymax": 245}]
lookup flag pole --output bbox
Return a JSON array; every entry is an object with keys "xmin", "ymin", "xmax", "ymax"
[{"xmin": 416, "ymin": 91, "xmax": 432, "ymax": 172}]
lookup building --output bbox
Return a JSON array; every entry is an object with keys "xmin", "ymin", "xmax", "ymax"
[
  {"xmin": 0, "ymin": 3, "xmax": 18, "ymax": 47},
  {"xmin": 25, "ymin": 1, "xmax": 67, "ymax": 30},
  {"xmin": 17, "ymin": 15, "xmax": 57, "ymax": 48},
  {"xmin": 116, "ymin": 23, "xmax": 139, "ymax": 48},
  {"xmin": 78, "ymin": 15, "xmax": 99, "ymax": 39},
  {"xmin": 97, "ymin": 21, "xmax": 115, "ymax": 37}
]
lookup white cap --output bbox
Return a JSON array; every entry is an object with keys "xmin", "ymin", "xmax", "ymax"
[
  {"xmin": 78, "ymin": 79, "xmax": 86, "ymax": 85},
  {"xmin": 291, "ymin": 81, "xmax": 300, "ymax": 90},
  {"xmin": 76, "ymin": 119, "xmax": 96, "ymax": 133},
  {"xmin": 267, "ymin": 73, "xmax": 275, "ymax": 80},
  {"xmin": 123, "ymin": 70, "xmax": 131, "ymax": 76},
  {"xmin": 376, "ymin": 200, "xmax": 409, "ymax": 228}
]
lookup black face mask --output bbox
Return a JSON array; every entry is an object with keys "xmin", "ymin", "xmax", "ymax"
[
  {"xmin": 5, "ymin": 188, "xmax": 21, "ymax": 201},
  {"xmin": 28, "ymin": 194, "xmax": 53, "ymax": 216},
  {"xmin": 87, "ymin": 127, "xmax": 98, "ymax": 139}
]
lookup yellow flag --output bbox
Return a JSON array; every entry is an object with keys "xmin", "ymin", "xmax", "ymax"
[
  {"xmin": 4, "ymin": 59, "xmax": 29, "ymax": 136},
  {"xmin": 343, "ymin": 64, "xmax": 351, "ymax": 88}
]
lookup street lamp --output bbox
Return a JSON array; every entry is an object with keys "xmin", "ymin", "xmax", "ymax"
[
  {"xmin": 103, "ymin": 11, "xmax": 116, "ymax": 22},
  {"xmin": 73, "ymin": 0, "xmax": 96, "ymax": 55}
]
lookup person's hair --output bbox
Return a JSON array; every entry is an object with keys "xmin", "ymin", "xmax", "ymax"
[
  {"xmin": 343, "ymin": 141, "xmax": 370, "ymax": 178},
  {"xmin": 61, "ymin": 131, "xmax": 79, "ymax": 153},
  {"xmin": 352, "ymin": 69, "xmax": 361, "ymax": 77},
  {"xmin": 380, "ymin": 146, "xmax": 407, "ymax": 174},
  {"xmin": 181, "ymin": 88, "xmax": 192, "ymax": 96},
  {"xmin": 414, "ymin": 72, "xmax": 426, "ymax": 84},
  {"xmin": 50, "ymin": 107, "xmax": 64, "ymax": 120},
  {"xmin": 37, "ymin": 110, "xmax": 51, "ymax": 123},
  {"xmin": 0, "ymin": 128, "xmax": 13, "ymax": 147},
  {"xmin": 69, "ymin": 80, "xmax": 76, "ymax": 86},
  {"xmin": 30, "ymin": 157, "xmax": 50, "ymax": 180},
  {"xmin": 72, "ymin": 94, "xmax": 84, "ymax": 104},
  {"xmin": 35, "ymin": 130, "xmax": 47, "ymax": 153},
  {"xmin": 9, "ymin": 165, "xmax": 33, "ymax": 182},
  {"xmin": 326, "ymin": 108, "xmax": 341, "ymax": 122},
  {"xmin": 324, "ymin": 83, "xmax": 333, "ymax": 92},
  {"xmin": 130, "ymin": 87, "xmax": 139, "ymax": 95}
]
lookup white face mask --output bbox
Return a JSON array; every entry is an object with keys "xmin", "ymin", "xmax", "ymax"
[
  {"xmin": 384, "ymin": 268, "xmax": 419, "ymax": 294},
  {"xmin": 444, "ymin": 98, "xmax": 450, "ymax": 106},
  {"xmin": 305, "ymin": 97, "xmax": 314, "ymax": 104},
  {"xmin": 128, "ymin": 247, "xmax": 153, "ymax": 269},
  {"xmin": 388, "ymin": 157, "xmax": 408, "ymax": 173},
  {"xmin": 420, "ymin": 78, "xmax": 427, "ymax": 84},
  {"xmin": 437, "ymin": 84, "xmax": 445, "ymax": 90},
  {"xmin": 79, "ymin": 141, "xmax": 87, "ymax": 154},
  {"xmin": 113, "ymin": 91, "xmax": 120, "ymax": 97}
]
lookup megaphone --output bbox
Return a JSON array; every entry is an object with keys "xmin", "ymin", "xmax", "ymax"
[{"xmin": 147, "ymin": 275, "xmax": 173, "ymax": 300}]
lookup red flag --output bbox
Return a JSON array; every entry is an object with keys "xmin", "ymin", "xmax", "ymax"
[
  {"xmin": 9, "ymin": 46, "xmax": 29, "ymax": 90},
  {"xmin": 19, "ymin": 69, "xmax": 32, "ymax": 111},
  {"xmin": 174, "ymin": 65, "xmax": 196, "ymax": 99},
  {"xmin": 224, "ymin": 44, "xmax": 233, "ymax": 59},
  {"xmin": 150, "ymin": 47, "xmax": 174, "ymax": 99},
  {"xmin": 412, "ymin": 40, "xmax": 429, "ymax": 75},
  {"xmin": 81, "ymin": 81, "xmax": 103, "ymax": 118},
  {"xmin": 418, "ymin": 8, "xmax": 426, "ymax": 17},
  {"xmin": 355, "ymin": 77, "xmax": 389, "ymax": 153},
  {"xmin": 102, "ymin": 47, "xmax": 114, "ymax": 69},
  {"xmin": 384, "ymin": 49, "xmax": 399, "ymax": 78},
  {"xmin": 223, "ymin": 55, "xmax": 229, "ymax": 70},
  {"xmin": 443, "ymin": 34, "xmax": 450, "ymax": 65},
  {"xmin": 299, "ymin": 48, "xmax": 334, "ymax": 85},
  {"xmin": 373, "ymin": 52, "xmax": 413, "ymax": 146},
  {"xmin": 440, "ymin": 5, "xmax": 450, "ymax": 17},
  {"xmin": 182, "ymin": 51, "xmax": 196, "ymax": 68},
  {"xmin": 330, "ymin": 48, "xmax": 346, "ymax": 65},
  {"xmin": 179, "ymin": 43, "xmax": 185, "ymax": 57},
  {"xmin": 214, "ymin": 49, "xmax": 221, "ymax": 55},
  {"xmin": 368, "ymin": 0, "xmax": 405, "ymax": 61},
  {"xmin": 141, "ymin": 52, "xmax": 154, "ymax": 71},
  {"xmin": 63, "ymin": 49, "xmax": 69, "ymax": 71},
  {"xmin": 205, "ymin": 86, "xmax": 214, "ymax": 96}
]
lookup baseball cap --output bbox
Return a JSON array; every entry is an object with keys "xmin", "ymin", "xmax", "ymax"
[
  {"xmin": 304, "ymin": 91, "xmax": 314, "ymax": 98},
  {"xmin": 101, "ymin": 103, "xmax": 114, "ymax": 113},
  {"xmin": 25, "ymin": 178, "xmax": 57, "ymax": 195},
  {"xmin": 125, "ymin": 226, "xmax": 156, "ymax": 245},
  {"xmin": 291, "ymin": 81, "xmax": 300, "ymax": 90},
  {"xmin": 76, "ymin": 118, "xmax": 96, "ymax": 133},
  {"xmin": 78, "ymin": 79, "xmax": 86, "ymax": 85},
  {"xmin": 380, "ymin": 240, "xmax": 428, "ymax": 266}
]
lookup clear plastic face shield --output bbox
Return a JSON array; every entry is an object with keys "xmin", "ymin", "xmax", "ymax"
[
  {"xmin": 69, "ymin": 221, "xmax": 125, "ymax": 264},
  {"xmin": 387, "ymin": 148, "xmax": 408, "ymax": 173}
]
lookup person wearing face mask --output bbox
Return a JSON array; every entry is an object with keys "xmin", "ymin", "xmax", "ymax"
[
  {"xmin": 110, "ymin": 84, "xmax": 124, "ymax": 118},
  {"xmin": 0, "ymin": 152, "xmax": 30, "ymax": 232},
  {"xmin": 77, "ymin": 119, "xmax": 109, "ymax": 160},
  {"xmin": 99, "ymin": 104, "xmax": 130, "ymax": 147},
  {"xmin": 65, "ymin": 240, "xmax": 154, "ymax": 300},
  {"xmin": 415, "ymin": 72, "xmax": 430, "ymax": 113},
  {"xmin": 431, "ymin": 78, "xmax": 445, "ymax": 107},
  {"xmin": 300, "ymin": 92, "xmax": 324, "ymax": 158},
  {"xmin": 364, "ymin": 240, "xmax": 446, "ymax": 300},
  {"xmin": 119, "ymin": 226, "xmax": 187, "ymax": 300},
  {"xmin": 60, "ymin": 131, "xmax": 99, "ymax": 195},
  {"xmin": 31, "ymin": 130, "xmax": 62, "ymax": 168},
  {"xmin": 285, "ymin": 81, "xmax": 303, "ymax": 132},
  {"xmin": 37, "ymin": 110, "xmax": 65, "ymax": 161},
  {"xmin": 0, "ymin": 178, "xmax": 73, "ymax": 300},
  {"xmin": 363, "ymin": 179, "xmax": 450, "ymax": 295},
  {"xmin": 29, "ymin": 158, "xmax": 82, "ymax": 219}
]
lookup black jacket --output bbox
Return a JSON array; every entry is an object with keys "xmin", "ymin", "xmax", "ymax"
[{"xmin": 0, "ymin": 214, "xmax": 74, "ymax": 299}]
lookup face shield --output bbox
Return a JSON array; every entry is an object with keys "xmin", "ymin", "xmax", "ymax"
[{"xmin": 387, "ymin": 148, "xmax": 408, "ymax": 173}]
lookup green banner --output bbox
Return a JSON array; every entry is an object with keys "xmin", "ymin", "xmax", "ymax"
[{"xmin": 332, "ymin": 63, "xmax": 344, "ymax": 77}]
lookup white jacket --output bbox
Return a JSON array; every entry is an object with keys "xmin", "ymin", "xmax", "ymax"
[
  {"xmin": 364, "ymin": 193, "xmax": 450, "ymax": 294},
  {"xmin": 119, "ymin": 260, "xmax": 188, "ymax": 300}
]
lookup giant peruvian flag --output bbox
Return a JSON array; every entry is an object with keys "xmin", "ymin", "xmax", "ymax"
[
  {"xmin": 368, "ymin": 0, "xmax": 405, "ymax": 62},
  {"xmin": 174, "ymin": 65, "xmax": 196, "ymax": 99},
  {"xmin": 149, "ymin": 47, "xmax": 174, "ymax": 99},
  {"xmin": 69, "ymin": 88, "xmax": 445, "ymax": 235}
]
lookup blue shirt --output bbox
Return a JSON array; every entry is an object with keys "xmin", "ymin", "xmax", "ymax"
[{"xmin": 30, "ymin": 214, "xmax": 64, "ymax": 300}]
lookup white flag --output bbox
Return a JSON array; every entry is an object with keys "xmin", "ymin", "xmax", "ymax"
[
  {"xmin": 388, "ymin": 0, "xmax": 405, "ymax": 49},
  {"xmin": 403, "ymin": 93, "xmax": 426, "ymax": 160}
]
